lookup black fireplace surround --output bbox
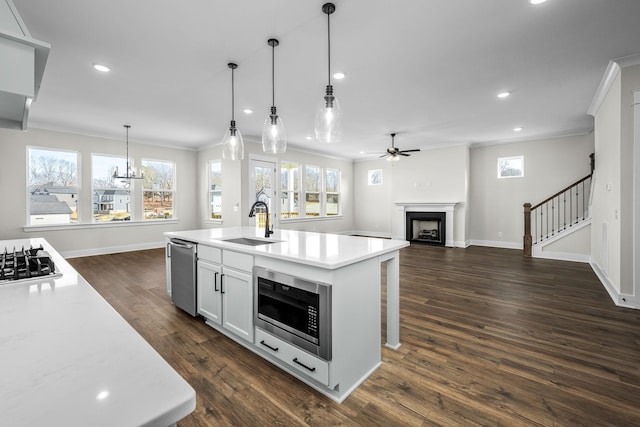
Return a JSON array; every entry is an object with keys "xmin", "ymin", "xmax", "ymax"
[{"xmin": 405, "ymin": 211, "xmax": 446, "ymax": 246}]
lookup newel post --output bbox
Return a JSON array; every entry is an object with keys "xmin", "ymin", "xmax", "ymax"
[{"xmin": 523, "ymin": 203, "xmax": 532, "ymax": 257}]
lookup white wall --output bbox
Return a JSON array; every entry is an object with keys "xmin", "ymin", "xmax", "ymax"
[
  {"xmin": 0, "ymin": 127, "xmax": 199, "ymax": 256},
  {"xmin": 353, "ymin": 145, "xmax": 470, "ymax": 245},
  {"xmin": 470, "ymin": 133, "xmax": 595, "ymax": 248},
  {"xmin": 591, "ymin": 72, "xmax": 622, "ymax": 290},
  {"xmin": 619, "ymin": 64, "xmax": 640, "ymax": 293}
]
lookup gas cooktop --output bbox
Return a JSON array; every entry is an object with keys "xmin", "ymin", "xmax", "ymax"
[{"xmin": 0, "ymin": 244, "xmax": 61, "ymax": 283}]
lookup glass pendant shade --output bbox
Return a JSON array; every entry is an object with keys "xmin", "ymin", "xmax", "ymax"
[
  {"xmin": 262, "ymin": 38, "xmax": 286, "ymax": 154},
  {"xmin": 314, "ymin": 85, "xmax": 343, "ymax": 144},
  {"xmin": 222, "ymin": 62, "xmax": 244, "ymax": 160},
  {"xmin": 315, "ymin": 3, "xmax": 343, "ymax": 144},
  {"xmin": 262, "ymin": 107, "xmax": 286, "ymax": 153},
  {"xmin": 222, "ymin": 121, "xmax": 244, "ymax": 161}
]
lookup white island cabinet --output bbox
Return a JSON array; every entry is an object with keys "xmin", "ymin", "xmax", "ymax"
[
  {"xmin": 164, "ymin": 227, "xmax": 409, "ymax": 403},
  {"xmin": 0, "ymin": 237, "xmax": 195, "ymax": 427},
  {"xmin": 197, "ymin": 245, "xmax": 254, "ymax": 343}
]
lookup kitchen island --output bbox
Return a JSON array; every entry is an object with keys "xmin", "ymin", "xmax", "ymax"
[
  {"xmin": 164, "ymin": 227, "xmax": 408, "ymax": 402},
  {"xmin": 0, "ymin": 238, "xmax": 195, "ymax": 427}
]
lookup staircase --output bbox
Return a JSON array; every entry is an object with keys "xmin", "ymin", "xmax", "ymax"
[{"xmin": 523, "ymin": 154, "xmax": 594, "ymax": 258}]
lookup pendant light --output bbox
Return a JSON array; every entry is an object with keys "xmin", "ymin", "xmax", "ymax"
[
  {"xmin": 262, "ymin": 38, "xmax": 286, "ymax": 154},
  {"xmin": 113, "ymin": 125, "xmax": 144, "ymax": 180},
  {"xmin": 315, "ymin": 2, "xmax": 343, "ymax": 144},
  {"xmin": 222, "ymin": 62, "xmax": 244, "ymax": 160}
]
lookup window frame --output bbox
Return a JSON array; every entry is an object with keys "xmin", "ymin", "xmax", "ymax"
[
  {"xmin": 497, "ymin": 155, "xmax": 524, "ymax": 179},
  {"xmin": 207, "ymin": 160, "xmax": 223, "ymax": 222},
  {"xmin": 279, "ymin": 162, "xmax": 342, "ymax": 222},
  {"xmin": 142, "ymin": 158, "xmax": 176, "ymax": 221},
  {"xmin": 27, "ymin": 146, "xmax": 80, "ymax": 226},
  {"xmin": 91, "ymin": 153, "xmax": 133, "ymax": 223}
]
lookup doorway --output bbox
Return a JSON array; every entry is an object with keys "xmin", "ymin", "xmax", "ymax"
[{"xmin": 249, "ymin": 158, "xmax": 277, "ymax": 232}]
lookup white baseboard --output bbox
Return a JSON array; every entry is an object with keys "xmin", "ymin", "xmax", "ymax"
[
  {"xmin": 469, "ymin": 240, "xmax": 522, "ymax": 250},
  {"xmin": 590, "ymin": 260, "xmax": 639, "ymax": 309},
  {"xmin": 62, "ymin": 241, "xmax": 165, "ymax": 259},
  {"xmin": 534, "ymin": 251, "xmax": 590, "ymax": 263}
]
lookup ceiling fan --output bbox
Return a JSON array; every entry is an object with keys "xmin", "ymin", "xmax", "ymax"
[{"xmin": 380, "ymin": 133, "xmax": 420, "ymax": 161}]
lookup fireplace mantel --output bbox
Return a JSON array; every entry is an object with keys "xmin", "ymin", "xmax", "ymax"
[{"xmin": 394, "ymin": 202, "xmax": 458, "ymax": 247}]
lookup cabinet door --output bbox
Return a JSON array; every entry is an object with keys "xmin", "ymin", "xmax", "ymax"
[
  {"xmin": 221, "ymin": 267, "xmax": 254, "ymax": 343},
  {"xmin": 197, "ymin": 260, "xmax": 222, "ymax": 325}
]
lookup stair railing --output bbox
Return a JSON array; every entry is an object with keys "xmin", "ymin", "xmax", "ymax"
[{"xmin": 523, "ymin": 153, "xmax": 594, "ymax": 257}]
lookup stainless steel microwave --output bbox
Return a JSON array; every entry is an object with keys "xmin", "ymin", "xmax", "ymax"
[{"xmin": 254, "ymin": 266, "xmax": 332, "ymax": 361}]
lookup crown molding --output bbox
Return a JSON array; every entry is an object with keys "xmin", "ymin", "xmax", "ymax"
[
  {"xmin": 587, "ymin": 53, "xmax": 640, "ymax": 117},
  {"xmin": 587, "ymin": 61, "xmax": 621, "ymax": 117}
]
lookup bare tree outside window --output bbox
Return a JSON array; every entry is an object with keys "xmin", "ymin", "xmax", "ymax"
[
  {"xmin": 28, "ymin": 148, "xmax": 79, "ymax": 225},
  {"xmin": 497, "ymin": 156, "xmax": 524, "ymax": 178}
]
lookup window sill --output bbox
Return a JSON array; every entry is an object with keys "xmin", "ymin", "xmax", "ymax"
[
  {"xmin": 280, "ymin": 215, "xmax": 342, "ymax": 224},
  {"xmin": 24, "ymin": 219, "xmax": 179, "ymax": 233}
]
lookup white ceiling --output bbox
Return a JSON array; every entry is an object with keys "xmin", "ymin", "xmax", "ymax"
[{"xmin": 11, "ymin": 0, "xmax": 640, "ymax": 159}]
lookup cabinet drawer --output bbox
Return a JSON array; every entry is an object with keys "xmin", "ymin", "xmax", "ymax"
[
  {"xmin": 255, "ymin": 328, "xmax": 329, "ymax": 386},
  {"xmin": 199, "ymin": 245, "xmax": 221, "ymax": 264},
  {"xmin": 223, "ymin": 250, "xmax": 253, "ymax": 272}
]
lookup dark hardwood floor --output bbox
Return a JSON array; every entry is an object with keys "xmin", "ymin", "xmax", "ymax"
[{"xmin": 68, "ymin": 245, "xmax": 640, "ymax": 426}]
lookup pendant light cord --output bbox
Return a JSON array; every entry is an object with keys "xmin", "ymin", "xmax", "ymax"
[
  {"xmin": 272, "ymin": 43, "xmax": 275, "ymax": 106},
  {"xmin": 231, "ymin": 67, "xmax": 235, "ymax": 122},
  {"xmin": 327, "ymin": 9, "xmax": 331, "ymax": 86}
]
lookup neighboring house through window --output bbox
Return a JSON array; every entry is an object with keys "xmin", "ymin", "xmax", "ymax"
[
  {"xmin": 28, "ymin": 147, "xmax": 79, "ymax": 225},
  {"xmin": 92, "ymin": 154, "xmax": 131, "ymax": 222}
]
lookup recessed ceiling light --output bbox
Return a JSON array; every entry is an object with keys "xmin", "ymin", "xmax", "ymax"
[
  {"xmin": 497, "ymin": 91, "xmax": 510, "ymax": 98},
  {"xmin": 333, "ymin": 72, "xmax": 345, "ymax": 80},
  {"xmin": 93, "ymin": 64, "xmax": 110, "ymax": 72},
  {"xmin": 306, "ymin": 136, "xmax": 312, "ymax": 140},
  {"xmin": 529, "ymin": 0, "xmax": 547, "ymax": 4},
  {"xmin": 513, "ymin": 127, "xmax": 523, "ymax": 132},
  {"xmin": 243, "ymin": 109, "xmax": 253, "ymax": 114}
]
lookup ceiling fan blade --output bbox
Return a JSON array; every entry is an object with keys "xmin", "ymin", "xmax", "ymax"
[
  {"xmin": 379, "ymin": 154, "xmax": 387, "ymax": 158},
  {"xmin": 399, "ymin": 149, "xmax": 420, "ymax": 153},
  {"xmin": 399, "ymin": 152, "xmax": 410, "ymax": 156}
]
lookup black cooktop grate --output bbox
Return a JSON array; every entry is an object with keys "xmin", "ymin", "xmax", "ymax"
[{"xmin": 0, "ymin": 245, "xmax": 57, "ymax": 282}]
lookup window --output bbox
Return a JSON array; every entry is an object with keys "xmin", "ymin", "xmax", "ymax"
[
  {"xmin": 208, "ymin": 161, "xmax": 222, "ymax": 220},
  {"xmin": 368, "ymin": 169, "xmax": 383, "ymax": 185},
  {"xmin": 280, "ymin": 162, "xmax": 299, "ymax": 219},
  {"xmin": 142, "ymin": 159, "xmax": 175, "ymax": 220},
  {"xmin": 325, "ymin": 168, "xmax": 340, "ymax": 216},
  {"xmin": 92, "ymin": 154, "xmax": 131, "ymax": 222},
  {"xmin": 498, "ymin": 156, "xmax": 524, "ymax": 178},
  {"xmin": 28, "ymin": 147, "xmax": 79, "ymax": 225},
  {"xmin": 304, "ymin": 165, "xmax": 321, "ymax": 217}
]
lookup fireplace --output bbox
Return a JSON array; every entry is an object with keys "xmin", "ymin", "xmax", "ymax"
[{"xmin": 406, "ymin": 211, "xmax": 446, "ymax": 246}]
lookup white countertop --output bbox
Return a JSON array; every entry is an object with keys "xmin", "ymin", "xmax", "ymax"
[
  {"xmin": 0, "ymin": 238, "xmax": 195, "ymax": 427},
  {"xmin": 165, "ymin": 227, "xmax": 409, "ymax": 269}
]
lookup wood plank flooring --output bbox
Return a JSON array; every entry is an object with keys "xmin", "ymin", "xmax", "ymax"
[{"xmin": 68, "ymin": 245, "xmax": 640, "ymax": 426}]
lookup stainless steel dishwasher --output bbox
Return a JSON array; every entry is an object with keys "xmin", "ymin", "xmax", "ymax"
[{"xmin": 167, "ymin": 238, "xmax": 197, "ymax": 316}]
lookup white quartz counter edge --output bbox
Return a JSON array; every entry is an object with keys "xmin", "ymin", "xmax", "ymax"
[
  {"xmin": 165, "ymin": 227, "xmax": 409, "ymax": 269},
  {"xmin": 0, "ymin": 237, "xmax": 196, "ymax": 427}
]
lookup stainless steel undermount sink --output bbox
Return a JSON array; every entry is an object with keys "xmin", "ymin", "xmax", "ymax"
[{"xmin": 221, "ymin": 237, "xmax": 279, "ymax": 246}]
